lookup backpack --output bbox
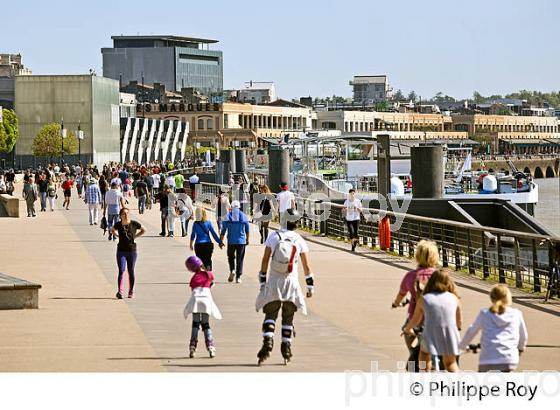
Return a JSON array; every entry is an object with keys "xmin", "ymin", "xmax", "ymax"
[{"xmin": 270, "ymin": 232, "xmax": 298, "ymax": 274}]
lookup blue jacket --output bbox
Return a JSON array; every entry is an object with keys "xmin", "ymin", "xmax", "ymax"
[
  {"xmin": 191, "ymin": 220, "xmax": 222, "ymax": 245},
  {"xmin": 220, "ymin": 209, "xmax": 250, "ymax": 245}
]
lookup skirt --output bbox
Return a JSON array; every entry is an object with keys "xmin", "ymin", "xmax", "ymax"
[
  {"xmin": 255, "ymin": 271, "xmax": 307, "ymax": 315},
  {"xmin": 183, "ymin": 287, "xmax": 222, "ymax": 320}
]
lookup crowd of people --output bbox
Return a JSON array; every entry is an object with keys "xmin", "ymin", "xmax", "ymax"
[{"xmin": 3, "ymin": 159, "xmax": 554, "ymax": 372}]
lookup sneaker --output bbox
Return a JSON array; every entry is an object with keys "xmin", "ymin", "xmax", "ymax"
[
  {"xmin": 128, "ymin": 291, "xmax": 134, "ymax": 299},
  {"xmin": 159, "ymin": 232, "xmax": 165, "ymax": 237},
  {"xmin": 228, "ymin": 271, "xmax": 235, "ymax": 282},
  {"xmin": 236, "ymin": 277, "xmax": 242, "ymax": 284},
  {"xmin": 115, "ymin": 292, "xmax": 123, "ymax": 299},
  {"xmin": 108, "ymin": 234, "xmax": 113, "ymax": 241},
  {"xmin": 208, "ymin": 345, "xmax": 216, "ymax": 358}
]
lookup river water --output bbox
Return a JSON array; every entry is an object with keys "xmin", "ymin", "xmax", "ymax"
[{"xmin": 534, "ymin": 177, "xmax": 560, "ymax": 236}]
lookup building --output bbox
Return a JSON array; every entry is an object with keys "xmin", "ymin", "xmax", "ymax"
[
  {"xmin": 237, "ymin": 81, "xmax": 276, "ymax": 104},
  {"xmin": 120, "ymin": 81, "xmax": 183, "ymax": 104},
  {"xmin": 101, "ymin": 35, "xmax": 223, "ymax": 95},
  {"xmin": 349, "ymin": 75, "xmax": 391, "ymax": 104},
  {"xmin": 14, "ymin": 75, "xmax": 121, "ymax": 167},
  {"xmin": 138, "ymin": 101, "xmax": 312, "ymax": 148},
  {"xmin": 0, "ymin": 53, "xmax": 32, "ymax": 109}
]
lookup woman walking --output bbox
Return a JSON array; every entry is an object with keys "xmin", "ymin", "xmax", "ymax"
[
  {"xmin": 459, "ymin": 285, "xmax": 528, "ymax": 372},
  {"xmin": 61, "ymin": 175, "xmax": 73, "ymax": 210},
  {"xmin": 190, "ymin": 207, "xmax": 224, "ymax": 270},
  {"xmin": 46, "ymin": 179, "xmax": 57, "ymax": 211},
  {"xmin": 254, "ymin": 184, "xmax": 276, "ymax": 244},
  {"xmin": 343, "ymin": 189, "xmax": 362, "ymax": 251},
  {"xmin": 403, "ymin": 269, "xmax": 462, "ymax": 372},
  {"xmin": 98, "ymin": 175, "xmax": 108, "ymax": 213},
  {"xmin": 111, "ymin": 207, "xmax": 146, "ymax": 299}
]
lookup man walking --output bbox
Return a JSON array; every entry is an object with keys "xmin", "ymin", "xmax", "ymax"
[
  {"xmin": 189, "ymin": 171, "xmax": 200, "ymax": 201},
  {"xmin": 85, "ymin": 177, "xmax": 102, "ymax": 225},
  {"xmin": 38, "ymin": 173, "xmax": 49, "ymax": 212},
  {"xmin": 220, "ymin": 200, "xmax": 250, "ymax": 284},
  {"xmin": 135, "ymin": 177, "xmax": 148, "ymax": 215},
  {"xmin": 276, "ymin": 181, "xmax": 295, "ymax": 228},
  {"xmin": 105, "ymin": 181, "xmax": 125, "ymax": 241},
  {"xmin": 22, "ymin": 175, "xmax": 38, "ymax": 217}
]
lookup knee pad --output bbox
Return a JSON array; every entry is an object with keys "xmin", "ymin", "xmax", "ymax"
[
  {"xmin": 281, "ymin": 325, "xmax": 293, "ymax": 342},
  {"xmin": 262, "ymin": 319, "xmax": 276, "ymax": 337}
]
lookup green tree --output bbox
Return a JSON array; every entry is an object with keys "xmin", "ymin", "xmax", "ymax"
[
  {"xmin": 32, "ymin": 123, "xmax": 78, "ymax": 158},
  {"xmin": 392, "ymin": 89, "xmax": 405, "ymax": 101},
  {"xmin": 407, "ymin": 91, "xmax": 417, "ymax": 102},
  {"xmin": 375, "ymin": 101, "xmax": 388, "ymax": 111},
  {"xmin": 0, "ymin": 108, "xmax": 19, "ymax": 153}
]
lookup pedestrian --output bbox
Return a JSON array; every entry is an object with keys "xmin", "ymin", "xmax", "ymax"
[
  {"xmin": 111, "ymin": 207, "xmax": 145, "ymax": 299},
  {"xmin": 174, "ymin": 172, "xmax": 184, "ymax": 195},
  {"xmin": 276, "ymin": 181, "xmax": 295, "ymax": 228},
  {"xmin": 85, "ymin": 177, "xmax": 102, "ymax": 225},
  {"xmin": 98, "ymin": 175, "xmax": 108, "ymax": 213},
  {"xmin": 403, "ymin": 269, "xmax": 462, "ymax": 372},
  {"xmin": 135, "ymin": 176, "xmax": 148, "ymax": 215},
  {"xmin": 220, "ymin": 200, "xmax": 250, "ymax": 284},
  {"xmin": 155, "ymin": 186, "xmax": 170, "ymax": 237},
  {"xmin": 105, "ymin": 182, "xmax": 125, "ymax": 241},
  {"xmin": 176, "ymin": 186, "xmax": 194, "ymax": 237},
  {"xmin": 391, "ymin": 240, "xmax": 439, "ymax": 356},
  {"xmin": 343, "ymin": 189, "xmax": 362, "ymax": 252},
  {"xmin": 0, "ymin": 175, "xmax": 7, "ymax": 194},
  {"xmin": 165, "ymin": 173, "xmax": 176, "ymax": 192},
  {"xmin": 254, "ymin": 184, "xmax": 276, "ymax": 244},
  {"xmin": 215, "ymin": 186, "xmax": 231, "ymax": 232},
  {"xmin": 167, "ymin": 186, "xmax": 178, "ymax": 237},
  {"xmin": 75, "ymin": 173, "xmax": 84, "ymax": 198},
  {"xmin": 255, "ymin": 208, "xmax": 315, "ymax": 365},
  {"xmin": 46, "ymin": 178, "xmax": 57, "ymax": 211},
  {"xmin": 61, "ymin": 175, "xmax": 73, "ymax": 210},
  {"xmin": 38, "ymin": 173, "xmax": 49, "ymax": 212},
  {"xmin": 459, "ymin": 284, "xmax": 528, "ymax": 372},
  {"xmin": 190, "ymin": 207, "xmax": 224, "ymax": 271},
  {"xmin": 22, "ymin": 175, "xmax": 38, "ymax": 217},
  {"xmin": 183, "ymin": 256, "xmax": 222, "ymax": 358},
  {"xmin": 188, "ymin": 171, "xmax": 200, "ymax": 200}
]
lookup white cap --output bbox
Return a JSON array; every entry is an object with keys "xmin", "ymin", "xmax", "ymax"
[{"xmin": 231, "ymin": 200, "xmax": 240, "ymax": 208}]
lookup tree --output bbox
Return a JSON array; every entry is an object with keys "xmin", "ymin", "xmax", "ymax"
[
  {"xmin": 393, "ymin": 89, "xmax": 405, "ymax": 101},
  {"xmin": 407, "ymin": 91, "xmax": 417, "ymax": 103},
  {"xmin": 0, "ymin": 108, "xmax": 19, "ymax": 153},
  {"xmin": 32, "ymin": 123, "xmax": 78, "ymax": 158},
  {"xmin": 375, "ymin": 101, "xmax": 388, "ymax": 111}
]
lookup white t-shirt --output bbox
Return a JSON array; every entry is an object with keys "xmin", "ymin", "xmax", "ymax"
[
  {"xmin": 276, "ymin": 190, "xmax": 295, "ymax": 213},
  {"xmin": 165, "ymin": 176, "xmax": 176, "ymax": 188},
  {"xmin": 111, "ymin": 177, "xmax": 122, "ymax": 187},
  {"xmin": 344, "ymin": 197, "xmax": 362, "ymax": 221},
  {"xmin": 152, "ymin": 174, "xmax": 160, "ymax": 188},
  {"xmin": 189, "ymin": 174, "xmax": 200, "ymax": 184},
  {"xmin": 265, "ymin": 229, "xmax": 309, "ymax": 275},
  {"xmin": 105, "ymin": 189, "xmax": 123, "ymax": 205}
]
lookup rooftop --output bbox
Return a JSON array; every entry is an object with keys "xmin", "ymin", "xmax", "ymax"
[{"xmin": 111, "ymin": 35, "xmax": 218, "ymax": 45}]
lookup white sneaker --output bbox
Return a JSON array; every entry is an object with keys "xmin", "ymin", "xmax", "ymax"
[
  {"xmin": 236, "ymin": 277, "xmax": 242, "ymax": 284},
  {"xmin": 228, "ymin": 271, "xmax": 235, "ymax": 282}
]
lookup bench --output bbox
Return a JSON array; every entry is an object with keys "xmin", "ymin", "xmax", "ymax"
[
  {"xmin": 0, "ymin": 194, "xmax": 19, "ymax": 217},
  {"xmin": 0, "ymin": 273, "xmax": 41, "ymax": 309}
]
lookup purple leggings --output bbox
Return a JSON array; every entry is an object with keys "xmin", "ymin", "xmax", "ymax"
[{"xmin": 116, "ymin": 251, "xmax": 137, "ymax": 293}]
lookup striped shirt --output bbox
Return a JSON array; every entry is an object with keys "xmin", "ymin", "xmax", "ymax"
[{"xmin": 85, "ymin": 183, "xmax": 102, "ymax": 204}]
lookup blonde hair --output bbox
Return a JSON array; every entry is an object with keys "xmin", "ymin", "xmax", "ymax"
[
  {"xmin": 195, "ymin": 207, "xmax": 207, "ymax": 222},
  {"xmin": 423, "ymin": 269, "xmax": 459, "ymax": 297},
  {"xmin": 489, "ymin": 284, "xmax": 512, "ymax": 315},
  {"xmin": 415, "ymin": 240, "xmax": 439, "ymax": 268}
]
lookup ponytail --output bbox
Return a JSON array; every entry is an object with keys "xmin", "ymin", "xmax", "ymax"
[{"xmin": 489, "ymin": 284, "xmax": 511, "ymax": 315}]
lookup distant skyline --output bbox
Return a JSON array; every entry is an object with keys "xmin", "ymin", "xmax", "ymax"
[{"xmin": 2, "ymin": 0, "xmax": 559, "ymax": 100}]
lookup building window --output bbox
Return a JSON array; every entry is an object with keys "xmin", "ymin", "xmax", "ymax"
[
  {"xmin": 198, "ymin": 119, "xmax": 205, "ymax": 130},
  {"xmin": 207, "ymin": 118, "xmax": 214, "ymax": 130},
  {"xmin": 223, "ymin": 114, "xmax": 228, "ymax": 129}
]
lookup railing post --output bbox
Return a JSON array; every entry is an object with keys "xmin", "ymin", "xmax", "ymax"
[
  {"xmin": 467, "ymin": 229, "xmax": 475, "ymax": 275},
  {"xmin": 407, "ymin": 220, "xmax": 413, "ymax": 257},
  {"xmin": 441, "ymin": 224, "xmax": 449, "ymax": 268},
  {"xmin": 497, "ymin": 234, "xmax": 505, "ymax": 283},
  {"xmin": 453, "ymin": 227, "xmax": 460, "ymax": 270},
  {"xmin": 532, "ymin": 239, "xmax": 541, "ymax": 292},
  {"xmin": 482, "ymin": 231, "xmax": 489, "ymax": 279},
  {"xmin": 514, "ymin": 239, "xmax": 523, "ymax": 288}
]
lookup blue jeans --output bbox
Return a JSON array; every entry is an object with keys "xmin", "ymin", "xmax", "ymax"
[
  {"xmin": 40, "ymin": 192, "xmax": 47, "ymax": 211},
  {"xmin": 138, "ymin": 195, "xmax": 146, "ymax": 214},
  {"xmin": 108, "ymin": 213, "xmax": 119, "ymax": 237}
]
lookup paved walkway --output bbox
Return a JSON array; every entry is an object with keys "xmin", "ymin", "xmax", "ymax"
[{"xmin": 1, "ymin": 188, "xmax": 559, "ymax": 371}]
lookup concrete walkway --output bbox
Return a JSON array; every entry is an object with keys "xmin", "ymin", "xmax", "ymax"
[{"xmin": 0, "ymin": 188, "xmax": 559, "ymax": 371}]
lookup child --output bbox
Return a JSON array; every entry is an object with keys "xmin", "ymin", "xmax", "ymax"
[
  {"xmin": 459, "ymin": 284, "xmax": 528, "ymax": 372},
  {"xmin": 183, "ymin": 256, "xmax": 222, "ymax": 358}
]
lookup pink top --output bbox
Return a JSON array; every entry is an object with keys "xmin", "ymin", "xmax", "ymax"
[
  {"xmin": 399, "ymin": 268, "xmax": 436, "ymax": 319},
  {"xmin": 189, "ymin": 269, "xmax": 214, "ymax": 289}
]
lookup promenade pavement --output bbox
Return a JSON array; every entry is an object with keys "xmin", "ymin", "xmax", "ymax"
[{"xmin": 0, "ymin": 187, "xmax": 559, "ymax": 372}]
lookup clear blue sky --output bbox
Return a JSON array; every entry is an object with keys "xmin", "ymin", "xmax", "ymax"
[{"xmin": 2, "ymin": 0, "xmax": 559, "ymax": 100}]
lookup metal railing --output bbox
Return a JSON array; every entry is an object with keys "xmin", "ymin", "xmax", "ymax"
[{"xmin": 197, "ymin": 179, "xmax": 559, "ymax": 295}]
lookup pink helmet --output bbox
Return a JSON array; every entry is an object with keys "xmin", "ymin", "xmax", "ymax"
[{"xmin": 185, "ymin": 256, "xmax": 203, "ymax": 272}]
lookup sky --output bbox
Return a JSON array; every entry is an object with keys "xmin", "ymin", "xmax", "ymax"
[{"xmin": 2, "ymin": 0, "xmax": 559, "ymax": 100}]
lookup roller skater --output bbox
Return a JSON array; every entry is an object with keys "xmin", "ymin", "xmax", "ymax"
[
  {"xmin": 183, "ymin": 256, "xmax": 222, "ymax": 358},
  {"xmin": 256, "ymin": 208, "xmax": 315, "ymax": 366}
]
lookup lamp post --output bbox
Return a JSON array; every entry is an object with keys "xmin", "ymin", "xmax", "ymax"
[{"xmin": 60, "ymin": 117, "xmax": 65, "ymax": 165}]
